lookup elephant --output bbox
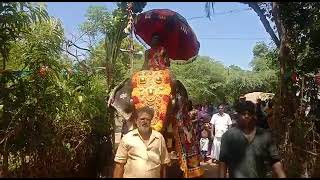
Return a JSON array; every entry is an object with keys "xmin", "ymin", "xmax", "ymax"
[{"xmin": 108, "ymin": 69, "xmax": 204, "ymax": 178}]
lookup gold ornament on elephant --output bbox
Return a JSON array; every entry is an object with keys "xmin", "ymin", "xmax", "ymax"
[{"xmin": 131, "ymin": 69, "xmax": 172, "ymax": 132}]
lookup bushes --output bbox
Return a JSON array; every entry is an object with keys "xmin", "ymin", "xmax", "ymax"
[
  {"xmin": 0, "ymin": 63, "xmax": 112, "ymax": 177},
  {"xmin": 0, "ymin": 17, "xmax": 112, "ymax": 177}
]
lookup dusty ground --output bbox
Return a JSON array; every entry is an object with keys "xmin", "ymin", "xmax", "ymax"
[{"xmin": 200, "ymin": 161, "xmax": 220, "ymax": 178}]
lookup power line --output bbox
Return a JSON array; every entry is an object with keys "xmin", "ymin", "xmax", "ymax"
[
  {"xmin": 199, "ymin": 37, "xmax": 269, "ymax": 40},
  {"xmin": 199, "ymin": 33, "xmax": 267, "ymax": 36},
  {"xmin": 187, "ymin": 8, "xmax": 252, "ymax": 20}
]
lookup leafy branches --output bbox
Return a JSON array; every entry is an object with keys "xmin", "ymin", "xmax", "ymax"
[{"xmin": 0, "ymin": 2, "xmax": 49, "ymax": 69}]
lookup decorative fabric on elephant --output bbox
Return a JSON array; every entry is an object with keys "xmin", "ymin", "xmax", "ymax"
[{"xmin": 131, "ymin": 69, "xmax": 172, "ymax": 132}]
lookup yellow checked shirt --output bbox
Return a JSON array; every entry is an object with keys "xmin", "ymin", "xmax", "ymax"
[{"xmin": 114, "ymin": 129, "xmax": 171, "ymax": 178}]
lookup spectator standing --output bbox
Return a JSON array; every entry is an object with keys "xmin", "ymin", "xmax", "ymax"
[{"xmin": 209, "ymin": 104, "xmax": 232, "ymax": 162}]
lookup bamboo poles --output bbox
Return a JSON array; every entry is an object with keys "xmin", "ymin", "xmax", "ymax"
[{"xmin": 125, "ymin": 2, "xmax": 135, "ymax": 75}]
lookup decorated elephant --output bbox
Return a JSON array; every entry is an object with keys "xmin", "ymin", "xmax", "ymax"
[{"xmin": 108, "ymin": 69, "xmax": 204, "ymax": 178}]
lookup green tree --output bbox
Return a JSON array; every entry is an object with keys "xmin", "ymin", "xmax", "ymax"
[
  {"xmin": 279, "ymin": 2, "xmax": 320, "ymax": 74},
  {"xmin": 0, "ymin": 17, "xmax": 65, "ymax": 177},
  {"xmin": 250, "ymin": 42, "xmax": 278, "ymax": 73},
  {"xmin": 0, "ymin": 2, "xmax": 49, "ymax": 70},
  {"xmin": 172, "ymin": 56, "xmax": 227, "ymax": 104}
]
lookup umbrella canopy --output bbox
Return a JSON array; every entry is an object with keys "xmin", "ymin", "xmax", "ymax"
[
  {"xmin": 134, "ymin": 9, "xmax": 200, "ymax": 63},
  {"xmin": 244, "ymin": 92, "xmax": 275, "ymax": 104}
]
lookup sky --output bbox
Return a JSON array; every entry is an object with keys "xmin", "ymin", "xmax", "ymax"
[{"xmin": 46, "ymin": 2, "xmax": 273, "ymax": 70}]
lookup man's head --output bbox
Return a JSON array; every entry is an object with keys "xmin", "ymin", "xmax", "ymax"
[
  {"xmin": 218, "ymin": 104, "xmax": 225, "ymax": 115},
  {"xmin": 133, "ymin": 106, "xmax": 154, "ymax": 135},
  {"xmin": 235, "ymin": 101, "xmax": 256, "ymax": 129},
  {"xmin": 151, "ymin": 33, "xmax": 161, "ymax": 47}
]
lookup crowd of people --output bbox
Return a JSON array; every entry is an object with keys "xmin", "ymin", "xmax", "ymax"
[
  {"xmin": 188, "ymin": 96, "xmax": 286, "ymax": 178},
  {"xmin": 190, "ymin": 97, "xmax": 276, "ymax": 164},
  {"xmin": 112, "ymin": 97, "xmax": 285, "ymax": 178}
]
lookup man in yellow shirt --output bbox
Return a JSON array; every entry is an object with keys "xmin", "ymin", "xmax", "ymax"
[{"xmin": 113, "ymin": 106, "xmax": 171, "ymax": 178}]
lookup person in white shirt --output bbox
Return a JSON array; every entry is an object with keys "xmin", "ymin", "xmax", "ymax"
[
  {"xmin": 199, "ymin": 129, "xmax": 209, "ymax": 161},
  {"xmin": 210, "ymin": 104, "xmax": 232, "ymax": 162}
]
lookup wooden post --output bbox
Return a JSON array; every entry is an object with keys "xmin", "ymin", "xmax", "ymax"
[
  {"xmin": 127, "ymin": 2, "xmax": 134, "ymax": 75},
  {"xmin": 129, "ymin": 33, "xmax": 134, "ymax": 75}
]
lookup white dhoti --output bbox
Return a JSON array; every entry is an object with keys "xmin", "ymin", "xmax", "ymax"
[{"xmin": 211, "ymin": 136, "xmax": 222, "ymax": 160}]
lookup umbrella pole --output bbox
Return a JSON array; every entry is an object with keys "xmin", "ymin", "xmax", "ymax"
[{"xmin": 130, "ymin": 32, "xmax": 134, "ymax": 75}]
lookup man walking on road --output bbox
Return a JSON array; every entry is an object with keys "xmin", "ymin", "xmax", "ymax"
[
  {"xmin": 113, "ymin": 106, "xmax": 171, "ymax": 178},
  {"xmin": 210, "ymin": 104, "xmax": 232, "ymax": 162},
  {"xmin": 218, "ymin": 101, "xmax": 286, "ymax": 178}
]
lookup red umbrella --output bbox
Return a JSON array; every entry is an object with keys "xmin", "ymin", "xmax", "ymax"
[{"xmin": 134, "ymin": 9, "xmax": 200, "ymax": 63}]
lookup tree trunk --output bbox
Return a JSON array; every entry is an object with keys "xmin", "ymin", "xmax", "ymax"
[
  {"xmin": 0, "ymin": 47, "xmax": 8, "ymax": 70},
  {"xmin": 245, "ymin": 2, "xmax": 280, "ymax": 48},
  {"xmin": 272, "ymin": 2, "xmax": 296, "ymax": 118}
]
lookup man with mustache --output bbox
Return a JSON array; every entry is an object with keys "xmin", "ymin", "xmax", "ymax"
[{"xmin": 113, "ymin": 106, "xmax": 171, "ymax": 178}]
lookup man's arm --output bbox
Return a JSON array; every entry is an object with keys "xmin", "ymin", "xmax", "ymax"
[
  {"xmin": 210, "ymin": 115, "xmax": 215, "ymax": 137},
  {"xmin": 113, "ymin": 137, "xmax": 128, "ymax": 178},
  {"xmin": 113, "ymin": 162, "xmax": 125, "ymax": 178},
  {"xmin": 272, "ymin": 161, "xmax": 286, "ymax": 178},
  {"xmin": 211, "ymin": 124, "xmax": 215, "ymax": 138},
  {"xmin": 227, "ymin": 114, "xmax": 232, "ymax": 129},
  {"xmin": 219, "ymin": 133, "xmax": 229, "ymax": 178}
]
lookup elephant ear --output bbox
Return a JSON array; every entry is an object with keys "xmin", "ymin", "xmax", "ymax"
[
  {"xmin": 171, "ymin": 80, "xmax": 189, "ymax": 114},
  {"xmin": 175, "ymin": 80, "xmax": 189, "ymax": 103},
  {"xmin": 175, "ymin": 80, "xmax": 188, "ymax": 100},
  {"xmin": 108, "ymin": 78, "xmax": 134, "ymax": 120}
]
